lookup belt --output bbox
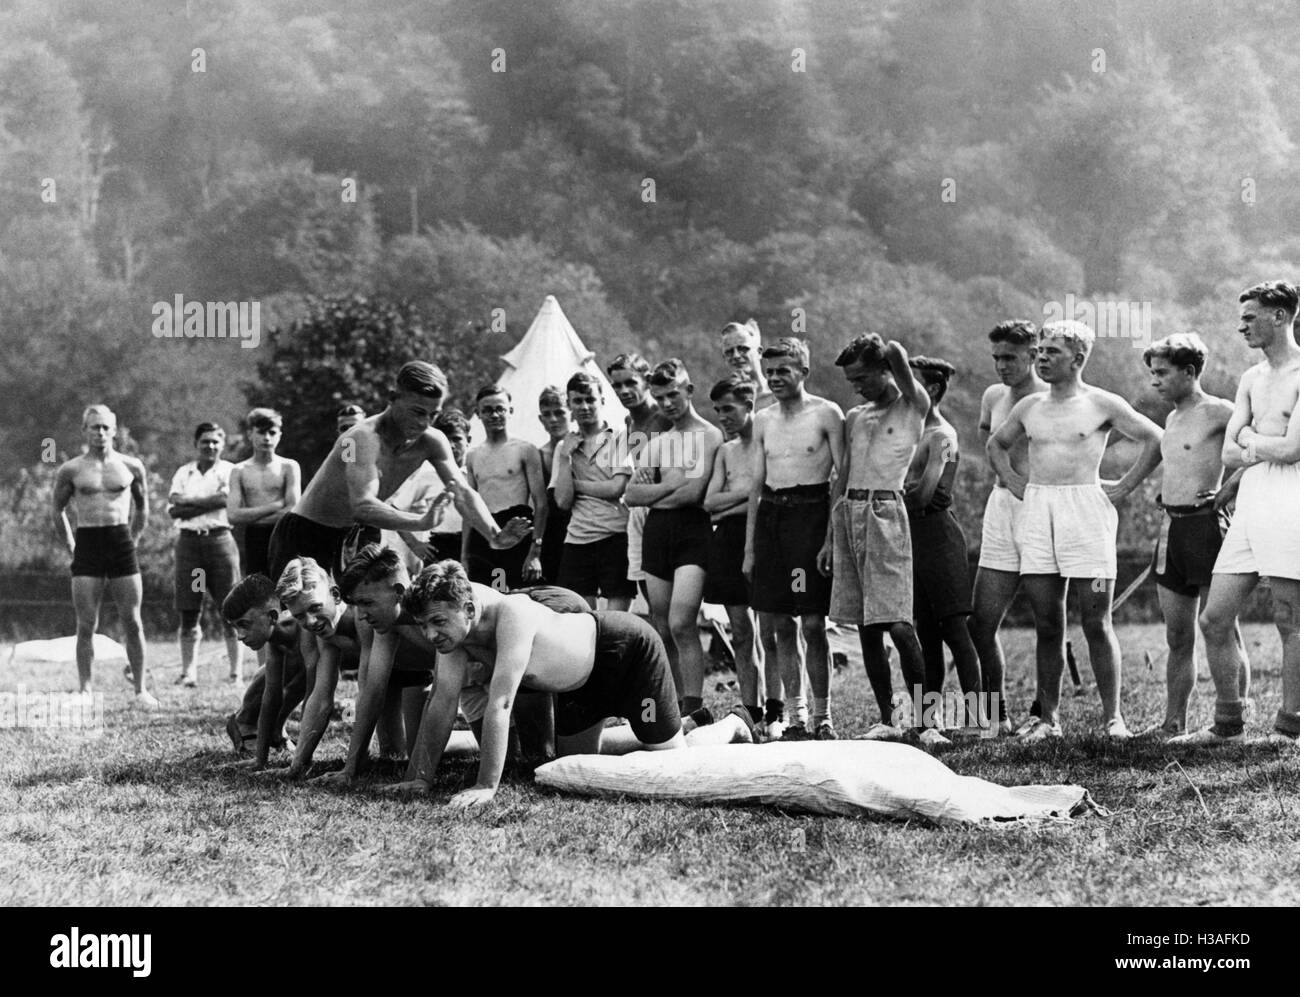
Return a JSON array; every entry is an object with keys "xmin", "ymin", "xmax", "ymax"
[
  {"xmin": 761, "ymin": 485, "xmax": 830, "ymax": 507},
  {"xmin": 179, "ymin": 526, "xmax": 231, "ymax": 536},
  {"xmin": 1160, "ymin": 499, "xmax": 1214, "ymax": 518},
  {"xmin": 846, "ymin": 489, "xmax": 900, "ymax": 501}
]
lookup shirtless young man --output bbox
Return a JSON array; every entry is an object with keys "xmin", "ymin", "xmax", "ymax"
[
  {"xmin": 744, "ymin": 338, "xmax": 844, "ymax": 741},
  {"xmin": 52, "ymin": 405, "xmax": 155, "ymax": 706},
  {"xmin": 536, "ymin": 386, "xmax": 572, "ymax": 585},
  {"xmin": 625, "ymin": 360, "xmax": 723, "ymax": 719},
  {"xmin": 265, "ymin": 361, "xmax": 529, "ymax": 583},
  {"xmin": 903, "ymin": 356, "xmax": 985, "ymax": 732},
  {"xmin": 606, "ymin": 353, "xmax": 673, "ymax": 595},
  {"xmin": 703, "ymin": 374, "xmax": 772, "ymax": 732},
  {"xmin": 827, "ymin": 336, "xmax": 936, "ymax": 745},
  {"xmin": 720, "ymin": 320, "xmax": 775, "ymax": 409},
  {"xmin": 383, "ymin": 560, "xmax": 756, "ymax": 808},
  {"xmin": 1141, "ymin": 334, "xmax": 1248, "ymax": 738},
  {"xmin": 969, "ymin": 321, "xmax": 1046, "ymax": 734},
  {"xmin": 229, "ymin": 408, "xmax": 300, "ymax": 581},
  {"xmin": 1176, "ymin": 282, "xmax": 1300, "ymax": 746},
  {"xmin": 988, "ymin": 320, "xmax": 1163, "ymax": 740},
  {"xmin": 463, "ymin": 385, "xmax": 546, "ymax": 590}
]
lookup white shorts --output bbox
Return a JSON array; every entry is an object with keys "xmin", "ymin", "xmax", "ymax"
[
  {"xmin": 1019, "ymin": 483, "xmax": 1117, "ymax": 579},
  {"xmin": 626, "ymin": 505, "xmax": 648, "ymax": 581},
  {"xmin": 977, "ymin": 486, "xmax": 1023, "ymax": 573},
  {"xmin": 1214, "ymin": 462, "xmax": 1300, "ymax": 580}
]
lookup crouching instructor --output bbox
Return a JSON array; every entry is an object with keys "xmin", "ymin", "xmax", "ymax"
[{"xmin": 267, "ymin": 361, "xmax": 532, "ymax": 581}]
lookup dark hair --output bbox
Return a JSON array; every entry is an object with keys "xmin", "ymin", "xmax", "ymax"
[
  {"xmin": 606, "ymin": 353, "xmax": 652, "ymax": 379},
  {"xmin": 246, "ymin": 407, "xmax": 282, "ymax": 433},
  {"xmin": 402, "ymin": 560, "xmax": 474, "ymax": 618},
  {"xmin": 709, "ymin": 373, "xmax": 757, "ymax": 405},
  {"xmin": 988, "ymin": 320, "xmax": 1038, "ymax": 347},
  {"xmin": 336, "ymin": 403, "xmax": 365, "ymax": 419},
  {"xmin": 566, "ymin": 371, "xmax": 602, "ymax": 397},
  {"xmin": 221, "ymin": 574, "xmax": 277, "ymax": 622},
  {"xmin": 395, "ymin": 360, "xmax": 448, "ymax": 399},
  {"xmin": 433, "ymin": 408, "xmax": 470, "ymax": 437},
  {"xmin": 338, "ymin": 544, "xmax": 406, "ymax": 600},
  {"xmin": 762, "ymin": 337, "xmax": 810, "ymax": 368},
  {"xmin": 475, "ymin": 384, "xmax": 511, "ymax": 404},
  {"xmin": 835, "ymin": 334, "xmax": 886, "ymax": 368},
  {"xmin": 909, "ymin": 355, "xmax": 956, "ymax": 403},
  {"xmin": 648, "ymin": 358, "xmax": 689, "ymax": 388},
  {"xmin": 193, "ymin": 421, "xmax": 224, "ymax": 444},
  {"xmin": 1142, "ymin": 333, "xmax": 1208, "ymax": 377},
  {"xmin": 538, "ymin": 385, "xmax": 567, "ymax": 408},
  {"xmin": 1239, "ymin": 281, "xmax": 1299, "ymax": 319}
]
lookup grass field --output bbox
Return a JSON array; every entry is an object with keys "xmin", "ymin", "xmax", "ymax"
[{"xmin": 3, "ymin": 623, "xmax": 1299, "ymax": 907}]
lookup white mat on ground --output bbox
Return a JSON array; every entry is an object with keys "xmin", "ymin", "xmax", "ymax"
[
  {"xmin": 8, "ymin": 635, "xmax": 127, "ymax": 665},
  {"xmin": 535, "ymin": 741, "xmax": 1103, "ymax": 825}
]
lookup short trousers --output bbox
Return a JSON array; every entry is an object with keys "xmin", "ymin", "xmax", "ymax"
[
  {"xmin": 829, "ymin": 492, "xmax": 912, "ymax": 626},
  {"xmin": 558, "ymin": 533, "xmax": 635, "ymax": 600},
  {"xmin": 703, "ymin": 514, "xmax": 750, "ymax": 606},
  {"xmin": 465, "ymin": 504, "xmax": 533, "ymax": 590},
  {"xmin": 541, "ymin": 490, "xmax": 570, "ymax": 585},
  {"xmin": 750, "ymin": 483, "xmax": 832, "ymax": 616},
  {"xmin": 71, "ymin": 525, "xmax": 139, "ymax": 579},
  {"xmin": 641, "ymin": 507, "xmax": 711, "ymax": 580},
  {"xmin": 554, "ymin": 611, "xmax": 682, "ymax": 745},
  {"xmin": 174, "ymin": 529, "xmax": 241, "ymax": 612},
  {"xmin": 626, "ymin": 506, "xmax": 648, "ymax": 581},
  {"xmin": 977, "ymin": 486, "xmax": 1023, "ymax": 572},
  {"xmin": 1152, "ymin": 505, "xmax": 1223, "ymax": 596},
  {"xmin": 242, "ymin": 523, "xmax": 275, "ymax": 578},
  {"xmin": 910, "ymin": 507, "xmax": 973, "ymax": 621},
  {"xmin": 268, "ymin": 512, "xmax": 351, "ymax": 584},
  {"xmin": 1214, "ymin": 462, "xmax": 1300, "ymax": 580},
  {"xmin": 1019, "ymin": 483, "xmax": 1117, "ymax": 579},
  {"xmin": 427, "ymin": 532, "xmax": 462, "ymax": 564}
]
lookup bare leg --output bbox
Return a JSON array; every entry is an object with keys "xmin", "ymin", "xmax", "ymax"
[
  {"xmin": 969, "ymin": 567, "xmax": 1020, "ymax": 724},
  {"xmin": 71, "ymin": 576, "xmax": 106, "ymax": 692},
  {"xmin": 607, "ymin": 595, "xmax": 631, "ymax": 612},
  {"xmin": 1157, "ymin": 585, "xmax": 1198, "ymax": 731},
  {"xmin": 763, "ymin": 612, "xmax": 806, "ymax": 725},
  {"xmin": 758, "ymin": 612, "xmax": 783, "ymax": 714},
  {"xmin": 224, "ymin": 623, "xmax": 243, "ymax": 681},
  {"xmin": 107, "ymin": 574, "xmax": 148, "ymax": 694},
  {"xmin": 726, "ymin": 605, "xmax": 762, "ymax": 709},
  {"xmin": 802, "ymin": 613, "xmax": 830, "ymax": 717},
  {"xmin": 1075, "ymin": 578, "xmax": 1123, "ymax": 726},
  {"xmin": 1020, "ymin": 574, "xmax": 1067, "ymax": 726},
  {"xmin": 557, "ymin": 721, "xmax": 687, "ymax": 756},
  {"xmin": 859, "ymin": 626, "xmax": 893, "ymax": 722},
  {"xmin": 643, "ymin": 575, "xmax": 680, "ymax": 696},
  {"xmin": 1269, "ymin": 579, "xmax": 1300, "ymax": 734},
  {"xmin": 377, "ymin": 689, "xmax": 405, "ymax": 757},
  {"xmin": 178, "ymin": 609, "xmax": 201, "ymax": 683},
  {"xmin": 667, "ymin": 565, "xmax": 708, "ymax": 703},
  {"xmin": 1198, "ymin": 572, "xmax": 1256, "ymax": 732}
]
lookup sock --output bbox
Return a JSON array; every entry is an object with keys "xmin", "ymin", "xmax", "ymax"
[
  {"xmin": 1273, "ymin": 708, "xmax": 1300, "ymax": 739},
  {"xmin": 1213, "ymin": 701, "xmax": 1245, "ymax": 737},
  {"xmin": 682, "ymin": 696, "xmax": 704, "ymax": 715},
  {"xmin": 764, "ymin": 699, "xmax": 784, "ymax": 724},
  {"xmin": 744, "ymin": 704, "xmax": 763, "ymax": 725},
  {"xmin": 688, "ymin": 706, "xmax": 714, "ymax": 728},
  {"xmin": 812, "ymin": 697, "xmax": 830, "ymax": 724},
  {"xmin": 789, "ymin": 696, "xmax": 808, "ymax": 726}
]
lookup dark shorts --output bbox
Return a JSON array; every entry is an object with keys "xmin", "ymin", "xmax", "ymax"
[
  {"xmin": 750, "ymin": 483, "xmax": 832, "ymax": 616},
  {"xmin": 428, "ymin": 532, "xmax": 462, "ymax": 564},
  {"xmin": 466, "ymin": 504, "xmax": 533, "ymax": 591},
  {"xmin": 268, "ymin": 512, "xmax": 350, "ymax": 584},
  {"xmin": 1153, "ymin": 508, "xmax": 1223, "ymax": 597},
  {"xmin": 71, "ymin": 525, "xmax": 139, "ymax": 579},
  {"xmin": 541, "ymin": 490, "xmax": 570, "ymax": 585},
  {"xmin": 704, "ymin": 514, "xmax": 750, "ymax": 606},
  {"xmin": 391, "ymin": 632, "xmax": 434, "ymax": 689},
  {"xmin": 242, "ymin": 523, "xmax": 275, "ymax": 578},
  {"xmin": 909, "ymin": 508, "xmax": 973, "ymax": 623},
  {"xmin": 174, "ymin": 529, "xmax": 241, "ymax": 612},
  {"xmin": 558, "ymin": 534, "xmax": 635, "ymax": 601},
  {"xmin": 554, "ymin": 611, "xmax": 682, "ymax": 745},
  {"xmin": 641, "ymin": 507, "xmax": 711, "ymax": 580}
]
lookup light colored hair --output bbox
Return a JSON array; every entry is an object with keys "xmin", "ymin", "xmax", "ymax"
[
  {"xmin": 1039, "ymin": 319, "xmax": 1095, "ymax": 359},
  {"xmin": 275, "ymin": 556, "xmax": 332, "ymax": 605},
  {"xmin": 82, "ymin": 404, "xmax": 116, "ymax": 428}
]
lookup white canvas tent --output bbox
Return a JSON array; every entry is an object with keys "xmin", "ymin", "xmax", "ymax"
[{"xmin": 473, "ymin": 295, "xmax": 628, "ymax": 447}]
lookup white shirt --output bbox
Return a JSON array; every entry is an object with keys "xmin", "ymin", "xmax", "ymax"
[{"xmin": 169, "ymin": 459, "xmax": 234, "ymax": 532}]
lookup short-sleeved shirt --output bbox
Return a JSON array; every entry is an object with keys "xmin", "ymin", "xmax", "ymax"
[
  {"xmin": 560, "ymin": 424, "xmax": 634, "ymax": 544},
  {"xmin": 169, "ymin": 460, "xmax": 234, "ymax": 532}
]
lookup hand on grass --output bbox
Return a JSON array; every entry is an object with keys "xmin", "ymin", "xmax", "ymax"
[{"xmin": 447, "ymin": 787, "xmax": 496, "ymax": 811}]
